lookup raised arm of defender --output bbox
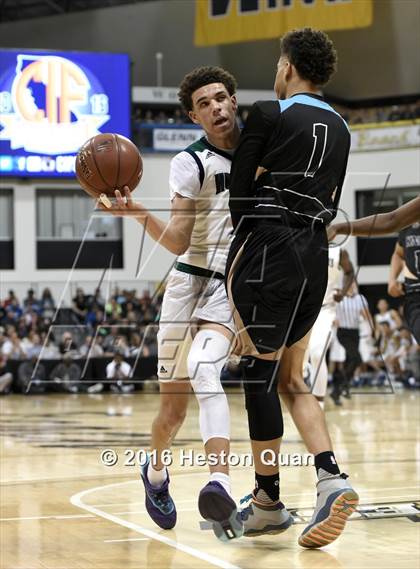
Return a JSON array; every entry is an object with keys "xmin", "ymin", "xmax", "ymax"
[{"xmin": 328, "ymin": 196, "xmax": 420, "ymax": 239}]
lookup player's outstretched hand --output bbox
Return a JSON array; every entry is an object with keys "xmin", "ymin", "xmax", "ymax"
[
  {"xmin": 387, "ymin": 279, "xmax": 404, "ymax": 298},
  {"xmin": 97, "ymin": 186, "xmax": 147, "ymax": 219},
  {"xmin": 327, "ymin": 224, "xmax": 338, "ymax": 242}
]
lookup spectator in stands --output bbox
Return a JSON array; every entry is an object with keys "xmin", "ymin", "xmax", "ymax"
[
  {"xmin": 102, "ymin": 326, "xmax": 129, "ymax": 356},
  {"xmin": 0, "ymin": 326, "xmax": 13, "ymax": 358},
  {"xmin": 72, "ymin": 288, "xmax": 88, "ymax": 323},
  {"xmin": 40, "ymin": 288, "xmax": 56, "ymax": 319},
  {"xmin": 129, "ymin": 332, "xmax": 150, "ymax": 357},
  {"xmin": 0, "ymin": 355, "xmax": 13, "ymax": 394},
  {"xmin": 2, "ymin": 290, "xmax": 18, "ymax": 309},
  {"xmin": 40, "ymin": 333, "xmax": 60, "ymax": 359},
  {"xmin": 23, "ymin": 288, "xmax": 41, "ymax": 313},
  {"xmin": 50, "ymin": 353, "xmax": 82, "ymax": 393},
  {"xmin": 24, "ymin": 332, "xmax": 42, "ymax": 359},
  {"xmin": 21, "ymin": 307, "xmax": 39, "ymax": 332},
  {"xmin": 78, "ymin": 335, "xmax": 104, "ymax": 358},
  {"xmin": 6, "ymin": 330, "xmax": 26, "ymax": 360},
  {"xmin": 4, "ymin": 298, "xmax": 23, "ymax": 324},
  {"xmin": 106, "ymin": 352, "xmax": 134, "ymax": 393},
  {"xmin": 86, "ymin": 287, "xmax": 105, "ymax": 312},
  {"xmin": 58, "ymin": 331, "xmax": 79, "ymax": 356},
  {"xmin": 17, "ymin": 355, "xmax": 46, "ymax": 394},
  {"xmin": 144, "ymin": 110, "xmax": 154, "ymax": 124},
  {"xmin": 172, "ymin": 108, "xmax": 184, "ymax": 124},
  {"xmin": 105, "ymin": 297, "xmax": 122, "ymax": 321}
]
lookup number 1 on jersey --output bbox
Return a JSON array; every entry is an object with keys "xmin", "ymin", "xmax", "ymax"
[{"xmin": 305, "ymin": 123, "xmax": 328, "ymax": 178}]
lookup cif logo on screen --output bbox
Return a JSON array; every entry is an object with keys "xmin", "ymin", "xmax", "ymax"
[{"xmin": 0, "ymin": 54, "xmax": 110, "ymax": 154}]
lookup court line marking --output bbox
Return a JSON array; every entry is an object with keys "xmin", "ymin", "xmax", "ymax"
[
  {"xmin": 104, "ymin": 537, "xmax": 150, "ymax": 543},
  {"xmin": 1, "ymin": 513, "xmax": 94, "ymax": 522},
  {"xmin": 3, "ymin": 494, "xmax": 419, "ymax": 523},
  {"xmin": 0, "ymin": 486, "xmax": 419, "ymax": 522},
  {"xmin": 71, "ymin": 480, "xmax": 243, "ymax": 569}
]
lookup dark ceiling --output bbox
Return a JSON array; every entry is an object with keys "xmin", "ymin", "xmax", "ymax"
[{"xmin": 0, "ymin": 0, "xmax": 156, "ymax": 22}]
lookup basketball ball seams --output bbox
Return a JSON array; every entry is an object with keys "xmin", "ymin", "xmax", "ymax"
[
  {"xmin": 76, "ymin": 142, "xmax": 102, "ymax": 192},
  {"xmin": 76, "ymin": 133, "xmax": 143, "ymax": 198},
  {"xmin": 113, "ymin": 133, "xmax": 121, "ymax": 190},
  {"xmin": 89, "ymin": 137, "xmax": 110, "ymax": 190}
]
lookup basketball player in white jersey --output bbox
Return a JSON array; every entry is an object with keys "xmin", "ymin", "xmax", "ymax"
[
  {"xmin": 306, "ymin": 247, "xmax": 354, "ymax": 408},
  {"xmin": 374, "ymin": 298, "xmax": 402, "ymax": 335},
  {"xmin": 102, "ymin": 66, "xmax": 244, "ymax": 541}
]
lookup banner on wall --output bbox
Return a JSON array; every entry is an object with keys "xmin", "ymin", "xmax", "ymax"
[
  {"xmin": 195, "ymin": 0, "xmax": 373, "ymax": 46},
  {"xmin": 153, "ymin": 127, "xmax": 204, "ymax": 151},
  {"xmin": 350, "ymin": 123, "xmax": 420, "ymax": 153}
]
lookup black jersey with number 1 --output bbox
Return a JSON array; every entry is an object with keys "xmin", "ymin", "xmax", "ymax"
[
  {"xmin": 229, "ymin": 93, "xmax": 350, "ymax": 231},
  {"xmin": 226, "ymin": 93, "xmax": 351, "ymax": 353}
]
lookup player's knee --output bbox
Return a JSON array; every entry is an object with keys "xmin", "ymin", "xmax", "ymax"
[
  {"xmin": 241, "ymin": 357, "xmax": 283, "ymax": 441},
  {"xmin": 278, "ymin": 370, "xmax": 309, "ymax": 397},
  {"xmin": 187, "ymin": 328, "xmax": 230, "ymax": 398},
  {"xmin": 187, "ymin": 342, "xmax": 231, "ymax": 443}
]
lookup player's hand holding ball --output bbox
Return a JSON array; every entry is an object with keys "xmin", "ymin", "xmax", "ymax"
[{"xmin": 76, "ymin": 133, "xmax": 145, "ymax": 215}]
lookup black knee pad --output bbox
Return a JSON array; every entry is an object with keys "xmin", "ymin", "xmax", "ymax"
[{"xmin": 240, "ymin": 356, "xmax": 284, "ymax": 441}]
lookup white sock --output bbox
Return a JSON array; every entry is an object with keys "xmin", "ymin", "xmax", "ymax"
[
  {"xmin": 210, "ymin": 472, "xmax": 231, "ymax": 495},
  {"xmin": 319, "ymin": 401, "xmax": 325, "ymax": 410},
  {"xmin": 147, "ymin": 461, "xmax": 168, "ymax": 487}
]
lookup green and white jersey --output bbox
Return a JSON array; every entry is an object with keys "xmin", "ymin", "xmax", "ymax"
[{"xmin": 169, "ymin": 137, "xmax": 233, "ymax": 274}]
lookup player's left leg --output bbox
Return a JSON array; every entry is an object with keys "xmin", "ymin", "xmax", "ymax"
[
  {"xmin": 278, "ymin": 338, "xmax": 359, "ymax": 548},
  {"xmin": 188, "ymin": 322, "xmax": 243, "ymax": 541},
  {"xmin": 238, "ymin": 351, "xmax": 293, "ymax": 537},
  {"xmin": 188, "ymin": 277, "xmax": 244, "ymax": 541}
]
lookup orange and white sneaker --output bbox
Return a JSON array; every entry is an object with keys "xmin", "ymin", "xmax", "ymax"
[{"xmin": 298, "ymin": 473, "xmax": 359, "ymax": 549}]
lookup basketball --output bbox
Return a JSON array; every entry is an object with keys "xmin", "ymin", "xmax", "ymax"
[{"xmin": 75, "ymin": 133, "xmax": 143, "ymax": 200}]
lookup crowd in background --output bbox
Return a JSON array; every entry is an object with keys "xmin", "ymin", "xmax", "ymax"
[
  {"xmin": 1, "ymin": 286, "xmax": 418, "ymax": 396},
  {"xmin": 0, "ymin": 286, "xmax": 162, "ymax": 394},
  {"xmin": 132, "ymin": 99, "xmax": 420, "ymax": 128},
  {"xmin": 328, "ymin": 298, "xmax": 419, "ymax": 394}
]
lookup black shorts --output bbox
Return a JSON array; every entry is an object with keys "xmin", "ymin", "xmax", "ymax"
[
  {"xmin": 404, "ymin": 291, "xmax": 420, "ymax": 344},
  {"xmin": 226, "ymin": 223, "xmax": 328, "ymax": 355}
]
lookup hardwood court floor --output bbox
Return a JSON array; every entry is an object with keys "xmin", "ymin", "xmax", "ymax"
[{"xmin": 1, "ymin": 388, "xmax": 419, "ymax": 569}]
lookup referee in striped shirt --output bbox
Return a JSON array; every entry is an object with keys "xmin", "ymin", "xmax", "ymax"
[{"xmin": 335, "ymin": 282, "xmax": 373, "ymax": 402}]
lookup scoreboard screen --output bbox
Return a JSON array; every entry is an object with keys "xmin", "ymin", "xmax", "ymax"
[{"xmin": 0, "ymin": 49, "xmax": 130, "ymax": 178}]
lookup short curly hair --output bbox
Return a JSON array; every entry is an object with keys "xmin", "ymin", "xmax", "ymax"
[
  {"xmin": 178, "ymin": 66, "xmax": 237, "ymax": 113},
  {"xmin": 280, "ymin": 28, "xmax": 337, "ymax": 86}
]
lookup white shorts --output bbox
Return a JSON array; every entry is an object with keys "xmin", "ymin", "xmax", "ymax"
[
  {"xmin": 157, "ymin": 268, "xmax": 235, "ymax": 381},
  {"xmin": 329, "ymin": 334, "xmax": 346, "ymax": 363},
  {"xmin": 359, "ymin": 335, "xmax": 375, "ymax": 363}
]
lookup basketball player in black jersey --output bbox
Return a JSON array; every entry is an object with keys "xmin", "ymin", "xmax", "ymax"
[
  {"xmin": 226, "ymin": 28, "xmax": 358, "ymax": 548},
  {"xmin": 388, "ymin": 224, "xmax": 420, "ymax": 343}
]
